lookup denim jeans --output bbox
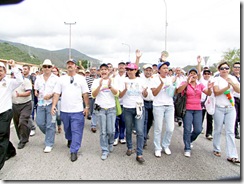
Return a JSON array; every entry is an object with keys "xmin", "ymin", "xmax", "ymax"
[
  {"xmin": 153, "ymin": 105, "xmax": 174, "ymax": 151},
  {"xmin": 36, "ymin": 104, "xmax": 56, "ymax": 147},
  {"xmin": 95, "ymin": 107, "xmax": 116, "ymax": 154},
  {"xmin": 202, "ymin": 109, "xmax": 213, "ymax": 136},
  {"xmin": 89, "ymin": 98, "xmax": 97, "ymax": 128},
  {"xmin": 213, "ymin": 105, "xmax": 238, "ymax": 158},
  {"xmin": 183, "ymin": 110, "xmax": 202, "ymax": 152},
  {"xmin": 114, "ymin": 105, "xmax": 126, "ymax": 140},
  {"xmin": 60, "ymin": 111, "xmax": 85, "ymax": 153},
  {"xmin": 123, "ymin": 107, "xmax": 145, "ymax": 156},
  {"xmin": 144, "ymin": 101, "xmax": 153, "ymax": 143}
]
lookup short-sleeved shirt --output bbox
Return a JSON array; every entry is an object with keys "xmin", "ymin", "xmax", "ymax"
[
  {"xmin": 150, "ymin": 75, "xmax": 174, "ymax": 106},
  {"xmin": 180, "ymin": 81, "xmax": 206, "ymax": 110},
  {"xmin": 91, "ymin": 78, "xmax": 118, "ymax": 109},
  {"xmin": 214, "ymin": 75, "xmax": 239, "ymax": 106},
  {"xmin": 119, "ymin": 77, "xmax": 145, "ymax": 108},
  {"xmin": 53, "ymin": 74, "xmax": 89, "ymax": 113},
  {"xmin": 12, "ymin": 78, "xmax": 32, "ymax": 104}
]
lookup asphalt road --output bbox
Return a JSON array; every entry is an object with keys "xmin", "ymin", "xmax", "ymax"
[{"xmin": 0, "ymin": 118, "xmax": 240, "ymax": 181}]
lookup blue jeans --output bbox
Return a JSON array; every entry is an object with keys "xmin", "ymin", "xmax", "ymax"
[
  {"xmin": 153, "ymin": 105, "xmax": 174, "ymax": 151},
  {"xmin": 60, "ymin": 111, "xmax": 85, "ymax": 153},
  {"xmin": 213, "ymin": 105, "xmax": 238, "ymax": 158},
  {"xmin": 36, "ymin": 104, "xmax": 56, "ymax": 147},
  {"xmin": 144, "ymin": 101, "xmax": 153, "ymax": 143},
  {"xmin": 183, "ymin": 110, "xmax": 202, "ymax": 152},
  {"xmin": 95, "ymin": 107, "xmax": 116, "ymax": 154},
  {"xmin": 123, "ymin": 107, "xmax": 145, "ymax": 156},
  {"xmin": 114, "ymin": 105, "xmax": 126, "ymax": 140},
  {"xmin": 90, "ymin": 98, "xmax": 97, "ymax": 128}
]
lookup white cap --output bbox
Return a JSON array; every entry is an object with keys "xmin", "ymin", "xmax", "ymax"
[
  {"xmin": 42, "ymin": 59, "xmax": 53, "ymax": 66},
  {"xmin": 143, "ymin": 64, "xmax": 153, "ymax": 70},
  {"xmin": 0, "ymin": 62, "xmax": 5, "ymax": 68}
]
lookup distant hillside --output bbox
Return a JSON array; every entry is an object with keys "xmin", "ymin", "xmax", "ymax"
[{"xmin": 0, "ymin": 40, "xmax": 101, "ymax": 69}]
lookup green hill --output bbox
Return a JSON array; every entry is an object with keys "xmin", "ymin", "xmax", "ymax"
[{"xmin": 0, "ymin": 40, "xmax": 101, "ymax": 68}]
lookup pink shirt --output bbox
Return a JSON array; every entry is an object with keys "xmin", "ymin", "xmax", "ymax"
[{"xmin": 180, "ymin": 81, "xmax": 206, "ymax": 110}]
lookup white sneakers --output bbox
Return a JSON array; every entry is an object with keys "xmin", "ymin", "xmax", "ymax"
[
  {"xmin": 113, "ymin": 138, "xmax": 119, "ymax": 146},
  {"xmin": 164, "ymin": 147, "xmax": 171, "ymax": 155},
  {"xmin": 155, "ymin": 150, "xmax": 162, "ymax": 157},
  {"xmin": 184, "ymin": 151, "xmax": 191, "ymax": 157},
  {"xmin": 43, "ymin": 146, "xmax": 52, "ymax": 153},
  {"xmin": 119, "ymin": 139, "xmax": 126, "ymax": 144},
  {"xmin": 30, "ymin": 130, "xmax": 35, "ymax": 136}
]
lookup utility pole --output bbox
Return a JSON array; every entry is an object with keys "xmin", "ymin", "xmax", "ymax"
[
  {"xmin": 64, "ymin": 22, "xmax": 76, "ymax": 59},
  {"xmin": 122, "ymin": 43, "xmax": 131, "ymax": 61},
  {"xmin": 163, "ymin": 0, "xmax": 168, "ymax": 51}
]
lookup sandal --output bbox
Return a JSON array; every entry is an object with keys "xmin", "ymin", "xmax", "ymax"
[
  {"xmin": 213, "ymin": 151, "xmax": 221, "ymax": 157},
  {"xmin": 58, "ymin": 126, "xmax": 62, "ymax": 133},
  {"xmin": 227, "ymin": 158, "xmax": 240, "ymax": 164}
]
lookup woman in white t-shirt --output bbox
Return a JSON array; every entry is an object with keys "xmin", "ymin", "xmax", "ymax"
[
  {"xmin": 91, "ymin": 63, "xmax": 119, "ymax": 160},
  {"xmin": 119, "ymin": 63, "xmax": 147, "ymax": 164},
  {"xmin": 213, "ymin": 62, "xmax": 240, "ymax": 164}
]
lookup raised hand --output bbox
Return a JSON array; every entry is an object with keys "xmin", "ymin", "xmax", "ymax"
[{"xmin": 197, "ymin": 55, "xmax": 202, "ymax": 63}]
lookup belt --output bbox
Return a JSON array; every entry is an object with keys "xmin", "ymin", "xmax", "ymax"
[
  {"xmin": 216, "ymin": 105, "xmax": 233, "ymax": 108},
  {"xmin": 144, "ymin": 100, "xmax": 153, "ymax": 103}
]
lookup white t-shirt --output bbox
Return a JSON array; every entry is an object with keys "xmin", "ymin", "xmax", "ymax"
[
  {"xmin": 140, "ymin": 73, "xmax": 154, "ymax": 101},
  {"xmin": 113, "ymin": 73, "xmax": 126, "ymax": 105},
  {"xmin": 199, "ymin": 76, "xmax": 214, "ymax": 102},
  {"xmin": 214, "ymin": 75, "xmax": 239, "ymax": 107},
  {"xmin": 91, "ymin": 78, "xmax": 118, "ymax": 109},
  {"xmin": 120, "ymin": 77, "xmax": 145, "ymax": 108},
  {"xmin": 150, "ymin": 75, "xmax": 174, "ymax": 106},
  {"xmin": 12, "ymin": 78, "xmax": 32, "ymax": 104},
  {"xmin": 53, "ymin": 74, "xmax": 89, "ymax": 113}
]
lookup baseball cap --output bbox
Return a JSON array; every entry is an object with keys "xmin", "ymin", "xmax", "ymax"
[
  {"xmin": 157, "ymin": 61, "xmax": 170, "ymax": 70},
  {"xmin": 203, "ymin": 69, "xmax": 211, "ymax": 74},
  {"xmin": 143, "ymin": 64, "xmax": 153, "ymax": 70},
  {"xmin": 126, "ymin": 63, "xmax": 138, "ymax": 70},
  {"xmin": 100, "ymin": 63, "xmax": 109, "ymax": 69},
  {"xmin": 188, "ymin": 68, "xmax": 198, "ymax": 74},
  {"xmin": 0, "ymin": 62, "xmax": 5, "ymax": 68},
  {"xmin": 66, "ymin": 59, "xmax": 77, "ymax": 64}
]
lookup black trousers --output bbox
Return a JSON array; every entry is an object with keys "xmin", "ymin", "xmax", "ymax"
[
  {"xmin": 0, "ymin": 109, "xmax": 16, "ymax": 170},
  {"xmin": 234, "ymin": 97, "xmax": 240, "ymax": 135},
  {"xmin": 202, "ymin": 109, "xmax": 213, "ymax": 136},
  {"xmin": 12, "ymin": 101, "xmax": 32, "ymax": 144}
]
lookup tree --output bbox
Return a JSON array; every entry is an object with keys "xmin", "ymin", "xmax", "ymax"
[{"xmin": 221, "ymin": 48, "xmax": 240, "ymax": 66}]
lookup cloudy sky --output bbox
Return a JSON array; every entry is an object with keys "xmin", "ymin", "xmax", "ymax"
[{"xmin": 0, "ymin": 0, "xmax": 240, "ymax": 68}]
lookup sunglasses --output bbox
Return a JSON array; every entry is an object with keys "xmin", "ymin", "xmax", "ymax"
[
  {"xmin": 70, "ymin": 76, "xmax": 74, "ymax": 84},
  {"xmin": 219, "ymin": 67, "xmax": 230, "ymax": 71},
  {"xmin": 126, "ymin": 69, "xmax": 135, "ymax": 71},
  {"xmin": 233, "ymin": 66, "xmax": 240, "ymax": 69},
  {"xmin": 43, "ymin": 65, "xmax": 52, "ymax": 69}
]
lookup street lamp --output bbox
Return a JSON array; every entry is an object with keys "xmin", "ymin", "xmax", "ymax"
[
  {"xmin": 64, "ymin": 22, "xmax": 76, "ymax": 59},
  {"xmin": 122, "ymin": 43, "xmax": 131, "ymax": 61},
  {"xmin": 163, "ymin": 0, "xmax": 168, "ymax": 51}
]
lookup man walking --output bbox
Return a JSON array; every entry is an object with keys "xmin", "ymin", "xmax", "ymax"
[
  {"xmin": 0, "ymin": 60, "xmax": 23, "ymax": 170},
  {"xmin": 51, "ymin": 59, "xmax": 89, "ymax": 162}
]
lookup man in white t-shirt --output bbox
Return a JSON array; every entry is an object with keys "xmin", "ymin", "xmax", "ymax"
[{"xmin": 51, "ymin": 59, "xmax": 89, "ymax": 162}]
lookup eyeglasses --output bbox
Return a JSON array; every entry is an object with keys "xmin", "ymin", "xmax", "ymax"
[
  {"xmin": 233, "ymin": 66, "xmax": 240, "ymax": 69},
  {"xmin": 43, "ymin": 65, "xmax": 52, "ymax": 69},
  {"xmin": 203, "ymin": 73, "xmax": 210, "ymax": 75},
  {"xmin": 70, "ymin": 76, "xmax": 74, "ymax": 84},
  {"xmin": 219, "ymin": 67, "xmax": 230, "ymax": 71}
]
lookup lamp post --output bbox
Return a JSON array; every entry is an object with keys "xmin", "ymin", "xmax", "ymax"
[
  {"xmin": 64, "ymin": 22, "xmax": 76, "ymax": 59},
  {"xmin": 122, "ymin": 43, "xmax": 131, "ymax": 61},
  {"xmin": 163, "ymin": 0, "xmax": 168, "ymax": 51}
]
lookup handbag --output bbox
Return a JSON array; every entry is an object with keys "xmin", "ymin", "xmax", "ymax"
[
  {"xmin": 174, "ymin": 87, "xmax": 187, "ymax": 118},
  {"xmin": 115, "ymin": 96, "xmax": 122, "ymax": 116}
]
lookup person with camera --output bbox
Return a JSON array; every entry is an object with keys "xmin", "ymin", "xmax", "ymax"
[
  {"xmin": 91, "ymin": 63, "xmax": 118, "ymax": 160},
  {"xmin": 0, "ymin": 60, "xmax": 23, "ymax": 170}
]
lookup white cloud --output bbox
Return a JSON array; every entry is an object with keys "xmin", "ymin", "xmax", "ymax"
[{"xmin": 0, "ymin": 0, "xmax": 240, "ymax": 67}]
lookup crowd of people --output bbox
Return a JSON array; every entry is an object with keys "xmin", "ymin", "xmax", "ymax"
[{"xmin": 0, "ymin": 51, "xmax": 240, "ymax": 170}]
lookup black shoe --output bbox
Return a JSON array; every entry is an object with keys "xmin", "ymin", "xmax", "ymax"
[
  {"xmin": 17, "ymin": 142, "xmax": 26, "ymax": 149},
  {"xmin": 67, "ymin": 140, "xmax": 72, "ymax": 148},
  {"xmin": 143, "ymin": 142, "xmax": 147, "ymax": 149},
  {"xmin": 71, "ymin": 153, "xmax": 77, "ymax": 162},
  {"xmin": 87, "ymin": 116, "xmax": 91, "ymax": 120},
  {"xmin": 178, "ymin": 121, "xmax": 182, "ymax": 126},
  {"xmin": 235, "ymin": 135, "xmax": 240, "ymax": 139},
  {"xmin": 136, "ymin": 156, "xmax": 145, "ymax": 163},
  {"xmin": 91, "ymin": 128, "xmax": 97, "ymax": 133},
  {"xmin": 5, "ymin": 151, "xmax": 16, "ymax": 161}
]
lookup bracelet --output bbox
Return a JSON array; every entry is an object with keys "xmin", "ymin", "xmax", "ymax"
[{"xmin": 85, "ymin": 106, "xmax": 90, "ymax": 109}]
